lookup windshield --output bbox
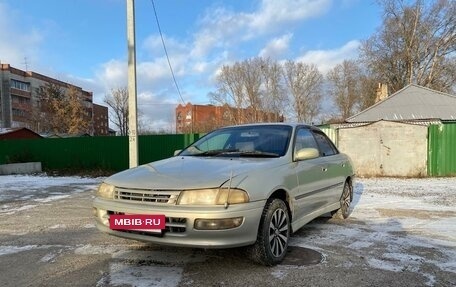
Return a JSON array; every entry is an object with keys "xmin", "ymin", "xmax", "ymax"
[{"xmin": 180, "ymin": 125, "xmax": 292, "ymax": 157}]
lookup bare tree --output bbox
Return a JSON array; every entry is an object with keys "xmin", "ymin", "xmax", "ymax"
[
  {"xmin": 358, "ymin": 73, "xmax": 379, "ymax": 111},
  {"xmin": 104, "ymin": 87, "xmax": 129, "ymax": 136},
  {"xmin": 327, "ymin": 60, "xmax": 362, "ymax": 120},
  {"xmin": 241, "ymin": 58, "xmax": 263, "ymax": 122},
  {"xmin": 283, "ymin": 61, "xmax": 323, "ymax": 123},
  {"xmin": 261, "ymin": 58, "xmax": 287, "ymax": 121},
  {"xmin": 210, "ymin": 63, "xmax": 246, "ymax": 124},
  {"xmin": 210, "ymin": 58, "xmax": 288, "ymax": 125},
  {"xmin": 360, "ymin": 0, "xmax": 456, "ymax": 93}
]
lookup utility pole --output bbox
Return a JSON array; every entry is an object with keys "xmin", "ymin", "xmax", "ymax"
[{"xmin": 126, "ymin": 0, "xmax": 138, "ymax": 168}]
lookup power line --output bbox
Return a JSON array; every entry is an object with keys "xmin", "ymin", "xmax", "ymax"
[{"xmin": 150, "ymin": 0, "xmax": 186, "ymax": 105}]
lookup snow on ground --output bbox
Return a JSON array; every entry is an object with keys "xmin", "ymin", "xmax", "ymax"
[
  {"xmin": 288, "ymin": 177, "xmax": 456, "ymax": 287},
  {"xmin": 0, "ymin": 174, "xmax": 101, "ymax": 214}
]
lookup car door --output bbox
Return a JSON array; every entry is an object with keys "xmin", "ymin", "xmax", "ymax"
[
  {"xmin": 292, "ymin": 127, "xmax": 329, "ymax": 221},
  {"xmin": 311, "ymin": 129, "xmax": 347, "ymax": 207}
]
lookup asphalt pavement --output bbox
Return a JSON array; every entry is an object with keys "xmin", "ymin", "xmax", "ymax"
[{"xmin": 0, "ymin": 176, "xmax": 455, "ymax": 287}]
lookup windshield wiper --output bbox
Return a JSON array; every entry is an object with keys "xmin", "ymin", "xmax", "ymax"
[
  {"xmin": 237, "ymin": 150, "xmax": 280, "ymax": 157},
  {"xmin": 193, "ymin": 149, "xmax": 238, "ymax": 156},
  {"xmin": 192, "ymin": 149, "xmax": 279, "ymax": 157}
]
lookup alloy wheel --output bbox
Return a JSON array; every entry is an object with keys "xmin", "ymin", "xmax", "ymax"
[{"xmin": 268, "ymin": 208, "xmax": 289, "ymax": 257}]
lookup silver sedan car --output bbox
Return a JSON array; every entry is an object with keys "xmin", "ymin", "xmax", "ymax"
[{"xmin": 93, "ymin": 123, "xmax": 354, "ymax": 265}]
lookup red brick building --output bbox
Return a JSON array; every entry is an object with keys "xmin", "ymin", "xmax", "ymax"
[
  {"xmin": 0, "ymin": 63, "xmax": 109, "ymax": 136},
  {"xmin": 93, "ymin": 104, "xmax": 109, "ymax": 136},
  {"xmin": 176, "ymin": 103, "xmax": 284, "ymax": 133}
]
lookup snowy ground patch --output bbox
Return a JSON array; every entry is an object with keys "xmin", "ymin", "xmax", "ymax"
[
  {"xmin": 0, "ymin": 174, "xmax": 101, "ymax": 214},
  {"xmin": 286, "ymin": 177, "xmax": 456, "ymax": 286}
]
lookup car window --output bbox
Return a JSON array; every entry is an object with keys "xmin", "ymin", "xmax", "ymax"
[
  {"xmin": 294, "ymin": 128, "xmax": 319, "ymax": 154},
  {"xmin": 180, "ymin": 125, "xmax": 292, "ymax": 157},
  {"xmin": 195, "ymin": 133, "xmax": 231, "ymax": 152},
  {"xmin": 312, "ymin": 131, "xmax": 338, "ymax": 156}
]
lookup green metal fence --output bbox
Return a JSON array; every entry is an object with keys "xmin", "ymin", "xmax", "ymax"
[
  {"xmin": 428, "ymin": 123, "xmax": 456, "ymax": 177},
  {"xmin": 0, "ymin": 134, "xmax": 202, "ymax": 172}
]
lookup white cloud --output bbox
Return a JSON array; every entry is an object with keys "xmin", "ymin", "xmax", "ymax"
[
  {"xmin": 137, "ymin": 91, "xmax": 178, "ymax": 132},
  {"xmin": 95, "ymin": 59, "xmax": 127, "ymax": 90},
  {"xmin": 259, "ymin": 33, "xmax": 293, "ymax": 59},
  {"xmin": 296, "ymin": 40, "xmax": 361, "ymax": 73},
  {"xmin": 137, "ymin": 59, "xmax": 170, "ymax": 82},
  {"xmin": 142, "ymin": 35, "xmax": 188, "ymax": 58},
  {"xmin": 191, "ymin": 7, "xmax": 249, "ymax": 58},
  {"xmin": 0, "ymin": 3, "xmax": 44, "ymax": 68},
  {"xmin": 250, "ymin": 0, "xmax": 332, "ymax": 31},
  {"xmin": 191, "ymin": 0, "xmax": 332, "ymax": 58}
]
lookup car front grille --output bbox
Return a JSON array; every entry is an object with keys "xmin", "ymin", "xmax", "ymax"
[
  {"xmin": 120, "ymin": 217, "xmax": 187, "ymax": 234},
  {"xmin": 114, "ymin": 187, "xmax": 180, "ymax": 205},
  {"xmin": 166, "ymin": 217, "xmax": 187, "ymax": 233}
]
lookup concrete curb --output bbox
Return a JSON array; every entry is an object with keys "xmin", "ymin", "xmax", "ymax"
[{"xmin": 0, "ymin": 162, "xmax": 42, "ymax": 175}]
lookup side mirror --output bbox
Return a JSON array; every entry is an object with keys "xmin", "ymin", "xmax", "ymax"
[
  {"xmin": 174, "ymin": 149, "xmax": 182, "ymax": 156},
  {"xmin": 295, "ymin": 148, "xmax": 319, "ymax": 161}
]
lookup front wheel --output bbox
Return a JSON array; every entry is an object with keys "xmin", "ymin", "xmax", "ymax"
[
  {"xmin": 248, "ymin": 198, "xmax": 290, "ymax": 266},
  {"xmin": 332, "ymin": 181, "xmax": 352, "ymax": 219}
]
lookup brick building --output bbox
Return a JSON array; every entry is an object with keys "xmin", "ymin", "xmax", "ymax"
[
  {"xmin": 0, "ymin": 63, "xmax": 108, "ymax": 136},
  {"xmin": 93, "ymin": 103, "xmax": 109, "ymax": 136},
  {"xmin": 176, "ymin": 103, "xmax": 284, "ymax": 133}
]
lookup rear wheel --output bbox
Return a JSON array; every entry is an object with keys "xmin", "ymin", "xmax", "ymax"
[
  {"xmin": 332, "ymin": 181, "xmax": 352, "ymax": 219},
  {"xmin": 248, "ymin": 198, "xmax": 290, "ymax": 266}
]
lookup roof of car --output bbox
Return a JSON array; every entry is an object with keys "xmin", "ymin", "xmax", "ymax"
[{"xmin": 222, "ymin": 122, "xmax": 314, "ymax": 129}]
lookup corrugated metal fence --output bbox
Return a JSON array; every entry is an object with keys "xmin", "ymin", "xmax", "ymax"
[
  {"xmin": 2, "ymin": 125, "xmax": 455, "ymax": 176},
  {"xmin": 428, "ymin": 123, "xmax": 456, "ymax": 177},
  {"xmin": 319, "ymin": 126, "xmax": 338, "ymax": 147},
  {"xmin": 0, "ymin": 134, "xmax": 201, "ymax": 172}
]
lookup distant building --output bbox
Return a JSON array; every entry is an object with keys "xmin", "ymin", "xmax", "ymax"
[
  {"xmin": 0, "ymin": 63, "xmax": 109, "ymax": 136},
  {"xmin": 346, "ymin": 84, "xmax": 456, "ymax": 123},
  {"xmin": 0, "ymin": 127, "xmax": 42, "ymax": 140},
  {"xmin": 175, "ymin": 103, "xmax": 284, "ymax": 133},
  {"xmin": 326, "ymin": 84, "xmax": 456, "ymax": 177},
  {"xmin": 93, "ymin": 103, "xmax": 109, "ymax": 136}
]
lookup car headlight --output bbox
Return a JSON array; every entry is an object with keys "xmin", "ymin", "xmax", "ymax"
[
  {"xmin": 177, "ymin": 188, "xmax": 249, "ymax": 205},
  {"xmin": 96, "ymin": 183, "xmax": 115, "ymax": 199}
]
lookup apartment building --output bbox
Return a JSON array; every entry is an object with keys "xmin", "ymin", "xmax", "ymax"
[
  {"xmin": 0, "ymin": 63, "xmax": 109, "ymax": 136},
  {"xmin": 93, "ymin": 103, "xmax": 109, "ymax": 136}
]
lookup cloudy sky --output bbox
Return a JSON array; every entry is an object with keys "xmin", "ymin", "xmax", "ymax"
[{"xmin": 0, "ymin": 0, "xmax": 381, "ymax": 132}]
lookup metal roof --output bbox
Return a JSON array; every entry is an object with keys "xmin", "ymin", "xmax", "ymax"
[{"xmin": 346, "ymin": 84, "xmax": 456, "ymax": 123}]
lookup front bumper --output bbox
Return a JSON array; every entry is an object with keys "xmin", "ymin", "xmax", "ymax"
[{"xmin": 93, "ymin": 197, "xmax": 265, "ymax": 248}]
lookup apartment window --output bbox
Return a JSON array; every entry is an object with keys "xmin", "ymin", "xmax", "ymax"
[
  {"xmin": 11, "ymin": 95, "xmax": 30, "ymax": 104},
  {"xmin": 12, "ymin": 108, "xmax": 27, "ymax": 117},
  {"xmin": 11, "ymin": 79, "xmax": 31, "ymax": 92}
]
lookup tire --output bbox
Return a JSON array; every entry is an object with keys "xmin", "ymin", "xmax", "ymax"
[
  {"xmin": 332, "ymin": 181, "xmax": 352, "ymax": 219},
  {"xmin": 248, "ymin": 198, "xmax": 290, "ymax": 266}
]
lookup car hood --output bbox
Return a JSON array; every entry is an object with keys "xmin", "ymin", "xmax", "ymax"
[{"xmin": 105, "ymin": 156, "xmax": 284, "ymax": 190}]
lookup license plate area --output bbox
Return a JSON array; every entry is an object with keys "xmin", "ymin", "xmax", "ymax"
[{"xmin": 109, "ymin": 214, "xmax": 166, "ymax": 232}]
